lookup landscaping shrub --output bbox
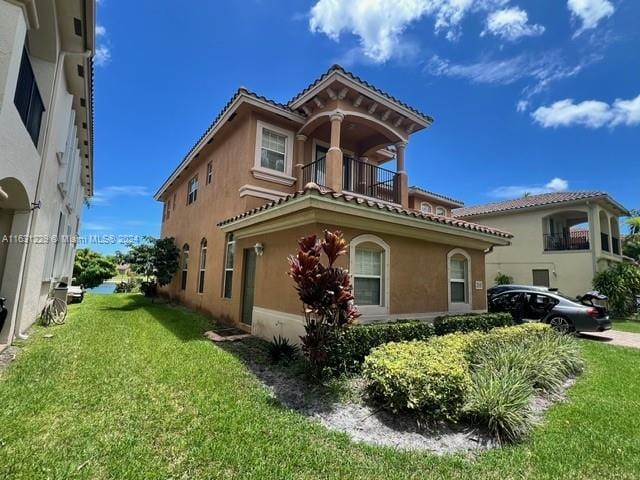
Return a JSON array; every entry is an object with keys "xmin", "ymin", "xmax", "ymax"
[
  {"xmin": 363, "ymin": 322, "xmax": 581, "ymax": 441},
  {"xmin": 288, "ymin": 231, "xmax": 360, "ymax": 375},
  {"xmin": 433, "ymin": 312, "xmax": 514, "ymax": 336},
  {"xmin": 464, "ymin": 366, "xmax": 535, "ymax": 443},
  {"xmin": 363, "ymin": 339, "xmax": 472, "ymax": 420},
  {"xmin": 593, "ymin": 262, "xmax": 640, "ymax": 317},
  {"xmin": 268, "ymin": 336, "xmax": 299, "ymax": 363},
  {"xmin": 114, "ymin": 279, "xmax": 139, "ymax": 293},
  {"xmin": 325, "ymin": 320, "xmax": 435, "ymax": 374},
  {"xmin": 465, "ymin": 327, "xmax": 583, "ymax": 442},
  {"xmin": 494, "ymin": 272, "xmax": 514, "ymax": 285}
]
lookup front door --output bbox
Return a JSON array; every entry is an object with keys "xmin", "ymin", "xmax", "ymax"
[{"xmin": 241, "ymin": 248, "xmax": 257, "ymax": 326}]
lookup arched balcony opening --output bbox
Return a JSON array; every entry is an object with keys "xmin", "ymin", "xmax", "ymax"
[
  {"xmin": 542, "ymin": 210, "xmax": 590, "ymax": 251},
  {"xmin": 610, "ymin": 216, "xmax": 621, "ymax": 255},
  {"xmin": 298, "ymin": 110, "xmax": 408, "ymax": 204},
  {"xmin": 599, "ymin": 211, "xmax": 611, "ymax": 252}
]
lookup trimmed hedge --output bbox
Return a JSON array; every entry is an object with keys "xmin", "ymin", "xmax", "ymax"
[
  {"xmin": 326, "ymin": 312, "xmax": 515, "ymax": 374},
  {"xmin": 362, "ymin": 323, "xmax": 550, "ymax": 420},
  {"xmin": 433, "ymin": 312, "xmax": 514, "ymax": 335},
  {"xmin": 325, "ymin": 320, "xmax": 435, "ymax": 374}
]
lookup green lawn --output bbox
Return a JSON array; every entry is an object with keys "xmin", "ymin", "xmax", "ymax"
[
  {"xmin": 612, "ymin": 317, "xmax": 640, "ymax": 333},
  {"xmin": 1, "ymin": 294, "xmax": 639, "ymax": 479}
]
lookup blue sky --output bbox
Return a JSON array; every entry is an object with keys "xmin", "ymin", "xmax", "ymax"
[{"xmin": 85, "ymin": 0, "xmax": 639, "ymax": 254}]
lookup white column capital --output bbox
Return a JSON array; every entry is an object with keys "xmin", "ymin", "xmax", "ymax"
[
  {"xmin": 295, "ymin": 134, "xmax": 307, "ymax": 142},
  {"xmin": 395, "ymin": 141, "xmax": 408, "ymax": 149},
  {"xmin": 330, "ymin": 111, "xmax": 345, "ymax": 123}
]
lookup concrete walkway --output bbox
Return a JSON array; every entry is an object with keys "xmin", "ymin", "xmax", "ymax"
[{"xmin": 579, "ymin": 330, "xmax": 640, "ymax": 349}]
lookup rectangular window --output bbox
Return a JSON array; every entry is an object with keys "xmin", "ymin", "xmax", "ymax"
[
  {"xmin": 181, "ymin": 247, "xmax": 189, "ymax": 290},
  {"xmin": 223, "ymin": 234, "xmax": 235, "ymax": 298},
  {"xmin": 260, "ymin": 128, "xmax": 286, "ymax": 172},
  {"xmin": 532, "ymin": 269, "xmax": 550, "ymax": 287},
  {"xmin": 198, "ymin": 241, "xmax": 207, "ymax": 294},
  {"xmin": 14, "ymin": 48, "xmax": 45, "ymax": 146},
  {"xmin": 166, "ymin": 196, "xmax": 171, "ymax": 220},
  {"xmin": 172, "ymin": 193, "xmax": 176, "ymax": 211},
  {"xmin": 354, "ymin": 248, "xmax": 382, "ymax": 306},
  {"xmin": 187, "ymin": 176, "xmax": 198, "ymax": 204},
  {"xmin": 206, "ymin": 162, "xmax": 213, "ymax": 185},
  {"xmin": 450, "ymin": 258, "xmax": 467, "ymax": 303}
]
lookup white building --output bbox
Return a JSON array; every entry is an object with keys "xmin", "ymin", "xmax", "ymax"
[{"xmin": 0, "ymin": 0, "xmax": 95, "ymax": 349}]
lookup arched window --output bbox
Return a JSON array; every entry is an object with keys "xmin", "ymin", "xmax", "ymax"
[
  {"xmin": 350, "ymin": 235, "xmax": 390, "ymax": 314},
  {"xmin": 448, "ymin": 248, "xmax": 471, "ymax": 312},
  {"xmin": 198, "ymin": 238, "xmax": 207, "ymax": 293},
  {"xmin": 435, "ymin": 206, "xmax": 446, "ymax": 216},
  {"xmin": 420, "ymin": 202, "xmax": 432, "ymax": 214},
  {"xmin": 181, "ymin": 244, "xmax": 189, "ymax": 290}
]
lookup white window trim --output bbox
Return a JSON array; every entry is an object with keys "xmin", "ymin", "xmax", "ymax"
[
  {"xmin": 206, "ymin": 162, "xmax": 213, "ymax": 185},
  {"xmin": 198, "ymin": 239, "xmax": 207, "ymax": 294},
  {"xmin": 187, "ymin": 175, "xmax": 198, "ymax": 205},
  {"xmin": 447, "ymin": 248, "xmax": 472, "ymax": 313},
  {"xmin": 349, "ymin": 234, "xmax": 390, "ymax": 317},
  {"xmin": 181, "ymin": 245, "xmax": 190, "ymax": 290},
  {"xmin": 253, "ymin": 120, "xmax": 295, "ymax": 184},
  {"xmin": 420, "ymin": 201, "xmax": 433, "ymax": 214},
  {"xmin": 223, "ymin": 235, "xmax": 235, "ymax": 299},
  {"xmin": 435, "ymin": 206, "xmax": 446, "ymax": 216}
]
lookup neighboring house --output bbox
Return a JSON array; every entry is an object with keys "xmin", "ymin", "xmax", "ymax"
[
  {"xmin": 155, "ymin": 65, "xmax": 511, "ymax": 343},
  {"xmin": 0, "ymin": 0, "xmax": 95, "ymax": 349},
  {"xmin": 408, "ymin": 186, "xmax": 465, "ymax": 217},
  {"xmin": 453, "ymin": 192, "xmax": 630, "ymax": 298}
]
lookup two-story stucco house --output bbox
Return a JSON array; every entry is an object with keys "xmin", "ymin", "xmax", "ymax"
[
  {"xmin": 155, "ymin": 65, "xmax": 512, "ymax": 343},
  {"xmin": 453, "ymin": 192, "xmax": 630, "ymax": 298},
  {"xmin": 0, "ymin": 0, "xmax": 95, "ymax": 349}
]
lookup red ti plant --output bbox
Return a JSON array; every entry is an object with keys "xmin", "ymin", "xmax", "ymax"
[{"xmin": 288, "ymin": 230, "xmax": 360, "ymax": 371}]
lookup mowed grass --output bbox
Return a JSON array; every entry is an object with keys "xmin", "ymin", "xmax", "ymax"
[
  {"xmin": 0, "ymin": 294, "xmax": 639, "ymax": 479},
  {"xmin": 612, "ymin": 317, "xmax": 640, "ymax": 333}
]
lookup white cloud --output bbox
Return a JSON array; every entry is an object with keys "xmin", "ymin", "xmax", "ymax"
[
  {"xmin": 516, "ymin": 100, "xmax": 529, "ymax": 112},
  {"xmin": 489, "ymin": 177, "xmax": 570, "ymax": 198},
  {"xmin": 308, "ymin": 0, "xmax": 508, "ymax": 63},
  {"xmin": 482, "ymin": 7, "xmax": 544, "ymax": 41},
  {"xmin": 94, "ymin": 24, "xmax": 111, "ymax": 66},
  {"xmin": 532, "ymin": 94, "xmax": 640, "ymax": 128},
  {"xmin": 567, "ymin": 0, "xmax": 615, "ymax": 34},
  {"xmin": 91, "ymin": 185, "xmax": 150, "ymax": 205},
  {"xmin": 426, "ymin": 51, "xmax": 591, "ymax": 98}
]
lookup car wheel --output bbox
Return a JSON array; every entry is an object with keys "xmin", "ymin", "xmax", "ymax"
[{"xmin": 548, "ymin": 316, "xmax": 573, "ymax": 334}]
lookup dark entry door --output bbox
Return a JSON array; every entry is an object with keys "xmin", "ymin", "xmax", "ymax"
[{"xmin": 241, "ymin": 248, "xmax": 257, "ymax": 325}]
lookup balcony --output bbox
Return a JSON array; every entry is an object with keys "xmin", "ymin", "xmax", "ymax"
[
  {"xmin": 601, "ymin": 233, "xmax": 610, "ymax": 252},
  {"xmin": 612, "ymin": 237, "xmax": 620, "ymax": 255},
  {"xmin": 543, "ymin": 231, "xmax": 590, "ymax": 251},
  {"xmin": 302, "ymin": 157, "xmax": 399, "ymax": 204}
]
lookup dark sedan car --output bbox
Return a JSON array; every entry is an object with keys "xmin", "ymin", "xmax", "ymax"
[
  {"xmin": 487, "ymin": 284, "xmax": 556, "ymax": 302},
  {"xmin": 489, "ymin": 289, "xmax": 611, "ymax": 333}
]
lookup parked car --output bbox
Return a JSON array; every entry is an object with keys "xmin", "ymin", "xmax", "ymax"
[
  {"xmin": 67, "ymin": 285, "xmax": 85, "ymax": 304},
  {"xmin": 487, "ymin": 284, "xmax": 556, "ymax": 304},
  {"xmin": 488, "ymin": 289, "xmax": 611, "ymax": 333}
]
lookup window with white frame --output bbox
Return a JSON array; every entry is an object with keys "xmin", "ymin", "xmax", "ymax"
[
  {"xmin": 187, "ymin": 176, "xmax": 198, "ymax": 204},
  {"xmin": 198, "ymin": 238, "xmax": 207, "ymax": 293},
  {"xmin": 354, "ymin": 246, "xmax": 384, "ymax": 306},
  {"xmin": 436, "ymin": 206, "xmax": 446, "ymax": 216},
  {"xmin": 206, "ymin": 161, "xmax": 213, "ymax": 185},
  {"xmin": 180, "ymin": 244, "xmax": 189, "ymax": 290},
  {"xmin": 449, "ymin": 254, "xmax": 468, "ymax": 304},
  {"xmin": 260, "ymin": 128, "xmax": 287, "ymax": 172},
  {"xmin": 223, "ymin": 234, "xmax": 235, "ymax": 298},
  {"xmin": 420, "ymin": 202, "xmax": 432, "ymax": 214}
]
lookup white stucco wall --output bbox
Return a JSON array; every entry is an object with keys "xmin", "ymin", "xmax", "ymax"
[{"xmin": 0, "ymin": 0, "xmax": 88, "ymax": 342}]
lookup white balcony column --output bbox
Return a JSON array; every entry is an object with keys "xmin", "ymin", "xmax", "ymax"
[
  {"xmin": 295, "ymin": 134, "xmax": 307, "ymax": 191},
  {"xmin": 395, "ymin": 141, "xmax": 409, "ymax": 208},
  {"xmin": 326, "ymin": 111, "xmax": 344, "ymax": 192}
]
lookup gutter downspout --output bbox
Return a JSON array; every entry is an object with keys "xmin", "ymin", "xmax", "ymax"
[{"xmin": 13, "ymin": 48, "xmax": 91, "ymax": 340}]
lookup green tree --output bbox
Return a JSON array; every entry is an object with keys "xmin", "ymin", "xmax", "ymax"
[
  {"xmin": 494, "ymin": 272, "xmax": 514, "ymax": 285},
  {"xmin": 593, "ymin": 262, "xmax": 640, "ymax": 317},
  {"xmin": 73, "ymin": 249, "xmax": 118, "ymax": 289},
  {"xmin": 118, "ymin": 237, "xmax": 180, "ymax": 295},
  {"xmin": 623, "ymin": 209, "xmax": 640, "ymax": 261}
]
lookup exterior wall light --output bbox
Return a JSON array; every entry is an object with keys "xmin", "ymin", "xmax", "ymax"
[{"xmin": 254, "ymin": 243, "xmax": 264, "ymax": 256}]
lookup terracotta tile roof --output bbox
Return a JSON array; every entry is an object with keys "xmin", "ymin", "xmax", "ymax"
[
  {"xmin": 453, "ymin": 191, "xmax": 610, "ymax": 218},
  {"xmin": 288, "ymin": 64, "xmax": 434, "ymax": 124},
  {"xmin": 409, "ymin": 186, "xmax": 464, "ymax": 207},
  {"xmin": 218, "ymin": 184, "xmax": 512, "ymax": 239},
  {"xmin": 154, "ymin": 88, "xmax": 300, "ymax": 199}
]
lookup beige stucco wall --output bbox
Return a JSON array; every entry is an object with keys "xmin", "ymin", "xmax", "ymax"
[{"xmin": 475, "ymin": 202, "xmax": 623, "ymax": 298}]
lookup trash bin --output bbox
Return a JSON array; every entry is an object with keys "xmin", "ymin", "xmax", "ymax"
[{"xmin": 53, "ymin": 282, "xmax": 69, "ymax": 303}]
